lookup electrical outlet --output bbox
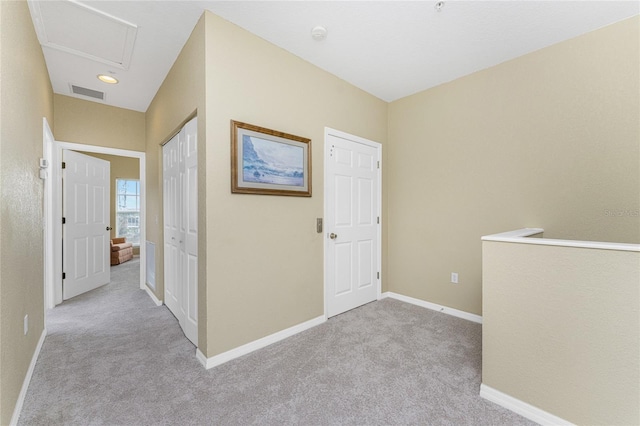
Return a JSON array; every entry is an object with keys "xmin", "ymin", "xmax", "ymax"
[
  {"xmin": 451, "ymin": 272, "xmax": 459, "ymax": 284},
  {"xmin": 24, "ymin": 314, "xmax": 29, "ymax": 335}
]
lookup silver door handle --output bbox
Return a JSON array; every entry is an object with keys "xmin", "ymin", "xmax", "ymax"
[{"xmin": 329, "ymin": 233, "xmax": 338, "ymax": 240}]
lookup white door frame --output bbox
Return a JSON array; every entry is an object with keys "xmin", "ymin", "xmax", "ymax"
[
  {"xmin": 323, "ymin": 127, "xmax": 382, "ymax": 318},
  {"xmin": 43, "ymin": 118, "xmax": 54, "ymax": 314},
  {"xmin": 45, "ymin": 139, "xmax": 146, "ymax": 308}
]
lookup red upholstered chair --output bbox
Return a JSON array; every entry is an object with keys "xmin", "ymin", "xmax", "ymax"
[{"xmin": 110, "ymin": 237, "xmax": 133, "ymax": 265}]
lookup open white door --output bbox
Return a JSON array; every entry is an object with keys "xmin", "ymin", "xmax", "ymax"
[
  {"xmin": 325, "ymin": 129, "xmax": 382, "ymax": 318},
  {"xmin": 62, "ymin": 150, "xmax": 110, "ymax": 300},
  {"xmin": 163, "ymin": 117, "xmax": 198, "ymax": 346}
]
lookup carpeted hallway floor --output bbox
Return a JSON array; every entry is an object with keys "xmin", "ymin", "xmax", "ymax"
[{"xmin": 18, "ymin": 258, "xmax": 533, "ymax": 425}]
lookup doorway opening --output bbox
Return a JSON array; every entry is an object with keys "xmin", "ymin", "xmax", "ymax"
[{"xmin": 44, "ymin": 138, "xmax": 147, "ymax": 309}]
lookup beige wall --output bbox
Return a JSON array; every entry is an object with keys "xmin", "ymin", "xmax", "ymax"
[
  {"xmin": 0, "ymin": 1, "xmax": 53, "ymax": 424},
  {"xmin": 203, "ymin": 12, "xmax": 387, "ymax": 356},
  {"xmin": 482, "ymin": 240, "xmax": 639, "ymax": 424},
  {"xmin": 146, "ymin": 12, "xmax": 387, "ymax": 358},
  {"xmin": 54, "ymin": 96, "xmax": 146, "ymax": 258},
  {"xmin": 145, "ymin": 14, "xmax": 206, "ymax": 345},
  {"xmin": 82, "ymin": 153, "xmax": 140, "ymax": 254},
  {"xmin": 387, "ymin": 16, "xmax": 640, "ymax": 315},
  {"xmin": 54, "ymin": 94, "xmax": 145, "ymax": 152}
]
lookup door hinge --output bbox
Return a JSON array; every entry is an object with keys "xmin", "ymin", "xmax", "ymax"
[
  {"xmin": 377, "ymin": 216, "xmax": 380, "ymax": 224},
  {"xmin": 62, "ymin": 217, "xmax": 66, "ymax": 224},
  {"xmin": 62, "ymin": 272, "xmax": 66, "ymax": 280},
  {"xmin": 62, "ymin": 162, "xmax": 66, "ymax": 169},
  {"xmin": 377, "ymin": 161, "xmax": 380, "ymax": 169},
  {"xmin": 377, "ymin": 272, "xmax": 380, "ymax": 279}
]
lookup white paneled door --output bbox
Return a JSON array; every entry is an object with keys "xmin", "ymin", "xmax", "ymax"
[
  {"xmin": 163, "ymin": 132, "xmax": 181, "ymax": 319},
  {"xmin": 163, "ymin": 117, "xmax": 198, "ymax": 346},
  {"xmin": 325, "ymin": 129, "xmax": 381, "ymax": 318},
  {"xmin": 62, "ymin": 150, "xmax": 110, "ymax": 300}
]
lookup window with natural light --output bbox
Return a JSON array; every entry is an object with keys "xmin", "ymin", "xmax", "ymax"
[{"xmin": 116, "ymin": 179, "xmax": 140, "ymax": 246}]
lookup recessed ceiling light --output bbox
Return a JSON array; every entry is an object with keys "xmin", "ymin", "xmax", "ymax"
[
  {"xmin": 97, "ymin": 74, "xmax": 118, "ymax": 84},
  {"xmin": 311, "ymin": 26, "xmax": 327, "ymax": 41}
]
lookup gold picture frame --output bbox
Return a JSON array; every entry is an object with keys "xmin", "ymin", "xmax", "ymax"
[{"xmin": 231, "ymin": 120, "xmax": 311, "ymax": 197}]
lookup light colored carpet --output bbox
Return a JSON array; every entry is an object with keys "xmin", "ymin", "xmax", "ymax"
[{"xmin": 18, "ymin": 258, "xmax": 534, "ymax": 425}]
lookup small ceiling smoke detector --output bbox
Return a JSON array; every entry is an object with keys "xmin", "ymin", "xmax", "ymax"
[
  {"xmin": 435, "ymin": 1, "xmax": 445, "ymax": 12},
  {"xmin": 97, "ymin": 74, "xmax": 119, "ymax": 84},
  {"xmin": 311, "ymin": 26, "xmax": 327, "ymax": 41}
]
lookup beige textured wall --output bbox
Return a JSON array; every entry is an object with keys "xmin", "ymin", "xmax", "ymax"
[
  {"xmin": 81, "ymin": 153, "xmax": 140, "ymax": 254},
  {"xmin": 54, "ymin": 94, "xmax": 145, "ymax": 152},
  {"xmin": 145, "ymin": 14, "xmax": 206, "ymax": 345},
  {"xmin": 204, "ymin": 12, "xmax": 387, "ymax": 356},
  {"xmin": 387, "ymin": 17, "xmax": 640, "ymax": 315},
  {"xmin": 0, "ymin": 1, "xmax": 53, "ymax": 424},
  {"xmin": 482, "ymin": 241, "xmax": 640, "ymax": 424},
  {"xmin": 145, "ymin": 12, "xmax": 387, "ymax": 358}
]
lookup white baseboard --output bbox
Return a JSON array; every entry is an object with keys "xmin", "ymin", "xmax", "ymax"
[
  {"xmin": 10, "ymin": 328, "xmax": 47, "ymax": 426},
  {"xmin": 381, "ymin": 292, "xmax": 482, "ymax": 324},
  {"xmin": 480, "ymin": 384, "xmax": 574, "ymax": 426},
  {"xmin": 196, "ymin": 315, "xmax": 326, "ymax": 369},
  {"xmin": 144, "ymin": 285, "xmax": 162, "ymax": 306}
]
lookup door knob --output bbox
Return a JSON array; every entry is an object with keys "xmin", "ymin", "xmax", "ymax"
[
  {"xmin": 106, "ymin": 226, "xmax": 112, "ymax": 231},
  {"xmin": 329, "ymin": 233, "xmax": 338, "ymax": 240}
]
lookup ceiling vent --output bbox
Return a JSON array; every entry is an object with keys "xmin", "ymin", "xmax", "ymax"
[
  {"xmin": 28, "ymin": 0, "xmax": 137, "ymax": 70},
  {"xmin": 70, "ymin": 84, "xmax": 105, "ymax": 101}
]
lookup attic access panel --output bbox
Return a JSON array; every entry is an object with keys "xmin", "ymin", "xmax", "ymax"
[{"xmin": 29, "ymin": 0, "xmax": 137, "ymax": 70}]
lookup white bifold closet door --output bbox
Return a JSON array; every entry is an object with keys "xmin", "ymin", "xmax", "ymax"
[{"xmin": 163, "ymin": 117, "xmax": 198, "ymax": 346}]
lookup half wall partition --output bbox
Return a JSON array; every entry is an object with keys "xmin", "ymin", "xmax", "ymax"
[{"xmin": 481, "ymin": 228, "xmax": 639, "ymax": 425}]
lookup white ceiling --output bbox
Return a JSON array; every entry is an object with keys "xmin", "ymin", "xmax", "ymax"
[{"xmin": 28, "ymin": 1, "xmax": 640, "ymax": 113}]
